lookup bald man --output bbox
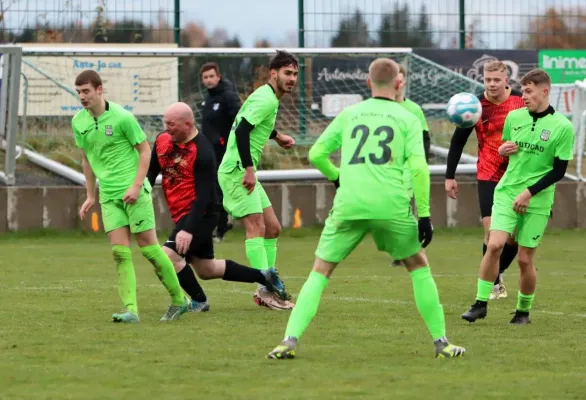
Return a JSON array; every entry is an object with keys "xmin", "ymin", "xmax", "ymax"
[
  {"xmin": 147, "ymin": 102, "xmax": 291, "ymax": 312},
  {"xmin": 267, "ymin": 59, "xmax": 466, "ymax": 360}
]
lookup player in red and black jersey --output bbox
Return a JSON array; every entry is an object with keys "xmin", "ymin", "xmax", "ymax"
[
  {"xmin": 147, "ymin": 102, "xmax": 291, "ymax": 311},
  {"xmin": 445, "ymin": 61, "xmax": 525, "ymax": 300}
]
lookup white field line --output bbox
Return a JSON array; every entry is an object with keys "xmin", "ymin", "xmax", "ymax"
[{"xmin": 4, "ymin": 278, "xmax": 586, "ymax": 319}]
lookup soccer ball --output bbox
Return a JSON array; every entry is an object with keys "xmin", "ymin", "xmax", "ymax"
[{"xmin": 446, "ymin": 93, "xmax": 482, "ymax": 128}]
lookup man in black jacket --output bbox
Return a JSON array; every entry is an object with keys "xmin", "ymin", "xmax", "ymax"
[{"xmin": 200, "ymin": 62, "xmax": 241, "ymax": 242}]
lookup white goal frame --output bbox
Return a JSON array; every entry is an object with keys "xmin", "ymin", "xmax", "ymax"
[{"xmin": 15, "ymin": 45, "xmax": 477, "ymax": 185}]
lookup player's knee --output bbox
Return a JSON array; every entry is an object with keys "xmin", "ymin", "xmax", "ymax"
[
  {"xmin": 486, "ymin": 238, "xmax": 505, "ymax": 254},
  {"xmin": 162, "ymin": 245, "xmax": 185, "ymax": 272},
  {"xmin": 265, "ymin": 220, "xmax": 281, "ymax": 238},
  {"xmin": 403, "ymin": 251, "xmax": 428, "ymax": 271},
  {"xmin": 197, "ymin": 269, "xmax": 215, "ymax": 280},
  {"xmin": 517, "ymin": 250, "xmax": 534, "ymax": 271},
  {"xmin": 243, "ymin": 214, "xmax": 265, "ymax": 237},
  {"xmin": 192, "ymin": 260, "xmax": 217, "ymax": 280},
  {"xmin": 112, "ymin": 245, "xmax": 132, "ymax": 264}
]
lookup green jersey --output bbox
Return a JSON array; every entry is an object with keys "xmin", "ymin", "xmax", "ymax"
[
  {"xmin": 219, "ymin": 84, "xmax": 279, "ymax": 172},
  {"xmin": 496, "ymin": 106, "xmax": 574, "ymax": 215},
  {"xmin": 72, "ymin": 101, "xmax": 150, "ymax": 201},
  {"xmin": 309, "ymin": 97, "xmax": 430, "ymax": 220},
  {"xmin": 400, "ymin": 98, "xmax": 429, "ymax": 132}
]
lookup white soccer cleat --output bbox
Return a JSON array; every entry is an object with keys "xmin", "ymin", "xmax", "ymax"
[
  {"xmin": 489, "ymin": 284, "xmax": 500, "ymax": 300},
  {"xmin": 253, "ymin": 288, "xmax": 294, "ymax": 310}
]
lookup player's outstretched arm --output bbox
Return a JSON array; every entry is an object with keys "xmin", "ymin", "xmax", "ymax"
[
  {"xmin": 184, "ymin": 137, "xmax": 217, "ymax": 232},
  {"xmin": 445, "ymin": 126, "xmax": 474, "ymax": 179},
  {"xmin": 308, "ymin": 113, "xmax": 344, "ymax": 185},
  {"xmin": 146, "ymin": 138, "xmax": 161, "ymax": 188}
]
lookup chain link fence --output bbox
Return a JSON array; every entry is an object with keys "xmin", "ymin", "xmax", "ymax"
[{"xmin": 301, "ymin": 0, "xmax": 586, "ymax": 50}]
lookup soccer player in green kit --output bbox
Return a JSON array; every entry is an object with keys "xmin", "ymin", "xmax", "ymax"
[
  {"xmin": 218, "ymin": 50, "xmax": 297, "ymax": 310},
  {"xmin": 267, "ymin": 58, "xmax": 466, "ymax": 360},
  {"xmin": 461, "ymin": 69, "xmax": 574, "ymax": 325},
  {"xmin": 72, "ymin": 70, "xmax": 188, "ymax": 323}
]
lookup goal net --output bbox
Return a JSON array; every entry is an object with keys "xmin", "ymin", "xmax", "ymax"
[{"xmin": 18, "ymin": 45, "xmax": 483, "ymax": 175}]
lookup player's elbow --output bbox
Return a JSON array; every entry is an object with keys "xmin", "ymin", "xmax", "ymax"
[
  {"xmin": 553, "ymin": 159, "xmax": 569, "ymax": 181},
  {"xmin": 408, "ymin": 155, "xmax": 429, "ymax": 175}
]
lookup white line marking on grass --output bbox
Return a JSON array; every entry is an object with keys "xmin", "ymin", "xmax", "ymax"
[{"xmin": 7, "ymin": 282, "xmax": 586, "ymax": 320}]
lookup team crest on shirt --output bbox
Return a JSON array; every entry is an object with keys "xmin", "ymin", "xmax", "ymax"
[
  {"xmin": 213, "ymin": 103, "xmax": 220, "ymax": 111},
  {"xmin": 540, "ymin": 129, "xmax": 550, "ymax": 141}
]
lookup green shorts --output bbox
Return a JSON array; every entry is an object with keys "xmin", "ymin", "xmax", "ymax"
[
  {"xmin": 100, "ymin": 186, "xmax": 156, "ymax": 234},
  {"xmin": 218, "ymin": 168, "xmax": 271, "ymax": 219},
  {"xmin": 490, "ymin": 203, "xmax": 549, "ymax": 248},
  {"xmin": 315, "ymin": 211, "xmax": 422, "ymax": 263}
]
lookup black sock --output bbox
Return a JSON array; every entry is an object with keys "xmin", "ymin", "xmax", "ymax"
[
  {"xmin": 177, "ymin": 264, "xmax": 207, "ymax": 302},
  {"xmin": 222, "ymin": 260, "xmax": 266, "ymax": 285},
  {"xmin": 496, "ymin": 243, "xmax": 518, "ymax": 284}
]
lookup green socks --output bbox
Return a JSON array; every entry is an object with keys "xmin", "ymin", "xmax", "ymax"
[
  {"xmin": 140, "ymin": 244, "xmax": 185, "ymax": 306},
  {"xmin": 410, "ymin": 266, "xmax": 446, "ymax": 341},
  {"xmin": 284, "ymin": 271, "xmax": 329, "ymax": 339},
  {"xmin": 264, "ymin": 238, "xmax": 278, "ymax": 268},
  {"xmin": 476, "ymin": 278, "xmax": 494, "ymax": 302},
  {"xmin": 517, "ymin": 291, "xmax": 535, "ymax": 312},
  {"xmin": 112, "ymin": 245, "xmax": 138, "ymax": 315},
  {"xmin": 245, "ymin": 237, "xmax": 269, "ymax": 270}
]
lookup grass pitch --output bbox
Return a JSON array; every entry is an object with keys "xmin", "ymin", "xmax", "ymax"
[{"xmin": 1, "ymin": 227, "xmax": 585, "ymax": 399}]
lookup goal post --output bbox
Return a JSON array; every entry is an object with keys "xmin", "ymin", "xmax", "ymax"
[
  {"xmin": 0, "ymin": 45, "xmax": 23, "ymax": 185},
  {"xmin": 16, "ymin": 45, "xmax": 480, "ymax": 183}
]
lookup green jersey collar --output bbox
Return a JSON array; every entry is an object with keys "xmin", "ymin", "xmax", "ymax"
[
  {"xmin": 85, "ymin": 100, "xmax": 110, "ymax": 119},
  {"xmin": 529, "ymin": 105, "xmax": 554, "ymax": 120},
  {"xmin": 372, "ymin": 96, "xmax": 395, "ymax": 102}
]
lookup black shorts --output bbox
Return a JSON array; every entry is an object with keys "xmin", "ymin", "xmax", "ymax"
[
  {"xmin": 477, "ymin": 180, "xmax": 497, "ymax": 218},
  {"xmin": 477, "ymin": 180, "xmax": 554, "ymax": 220},
  {"xmin": 163, "ymin": 213, "xmax": 219, "ymax": 260}
]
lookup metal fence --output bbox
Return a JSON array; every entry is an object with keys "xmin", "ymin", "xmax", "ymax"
[
  {"xmin": 2, "ymin": 1, "xmax": 586, "ymax": 50},
  {"xmin": 300, "ymin": 0, "xmax": 586, "ymax": 49},
  {"xmin": 0, "ymin": 0, "xmax": 179, "ymax": 44}
]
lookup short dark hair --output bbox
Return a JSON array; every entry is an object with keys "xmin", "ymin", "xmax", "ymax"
[
  {"xmin": 269, "ymin": 50, "xmax": 298, "ymax": 71},
  {"xmin": 200, "ymin": 62, "xmax": 220, "ymax": 77},
  {"xmin": 521, "ymin": 69, "xmax": 551, "ymax": 87},
  {"xmin": 75, "ymin": 70, "xmax": 102, "ymax": 89}
]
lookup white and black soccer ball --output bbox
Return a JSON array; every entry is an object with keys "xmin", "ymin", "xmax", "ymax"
[{"xmin": 446, "ymin": 93, "xmax": 482, "ymax": 128}]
